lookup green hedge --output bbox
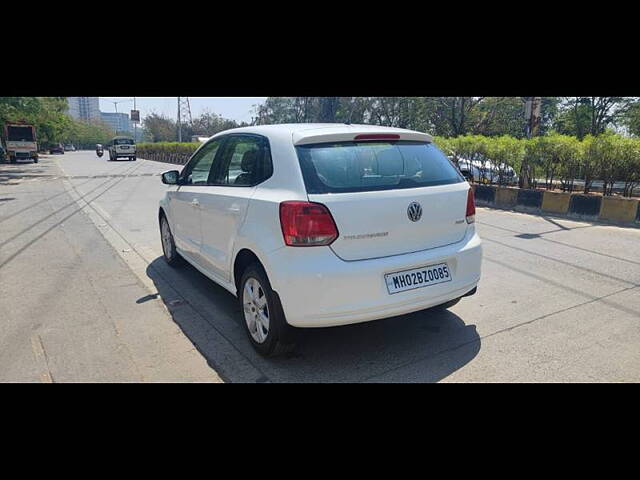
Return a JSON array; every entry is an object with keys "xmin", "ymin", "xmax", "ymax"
[
  {"xmin": 137, "ymin": 142, "xmax": 200, "ymax": 165},
  {"xmin": 433, "ymin": 133, "xmax": 640, "ymax": 196}
]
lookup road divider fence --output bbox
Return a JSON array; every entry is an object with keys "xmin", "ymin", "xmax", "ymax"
[
  {"xmin": 137, "ymin": 143, "xmax": 199, "ymax": 166},
  {"xmin": 472, "ymin": 185, "xmax": 640, "ymax": 227}
]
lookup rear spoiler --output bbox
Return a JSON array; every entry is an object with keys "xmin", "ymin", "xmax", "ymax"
[{"xmin": 293, "ymin": 129, "xmax": 432, "ymax": 146}]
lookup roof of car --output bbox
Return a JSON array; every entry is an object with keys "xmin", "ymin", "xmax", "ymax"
[
  {"xmin": 218, "ymin": 123, "xmax": 425, "ymax": 134},
  {"xmin": 212, "ymin": 123, "xmax": 433, "ymax": 145}
]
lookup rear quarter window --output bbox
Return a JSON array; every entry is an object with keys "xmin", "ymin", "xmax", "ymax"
[{"xmin": 296, "ymin": 141, "xmax": 464, "ymax": 194}]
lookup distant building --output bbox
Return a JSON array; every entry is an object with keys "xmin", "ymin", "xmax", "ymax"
[
  {"xmin": 67, "ymin": 97, "xmax": 101, "ymax": 122},
  {"xmin": 100, "ymin": 112, "xmax": 132, "ymax": 135}
]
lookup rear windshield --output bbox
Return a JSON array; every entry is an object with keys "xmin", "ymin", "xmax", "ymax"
[
  {"xmin": 7, "ymin": 126, "xmax": 34, "ymax": 142},
  {"xmin": 296, "ymin": 141, "xmax": 464, "ymax": 194},
  {"xmin": 114, "ymin": 138, "xmax": 134, "ymax": 145}
]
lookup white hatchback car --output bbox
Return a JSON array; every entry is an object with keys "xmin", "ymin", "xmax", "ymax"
[{"xmin": 159, "ymin": 124, "xmax": 482, "ymax": 356}]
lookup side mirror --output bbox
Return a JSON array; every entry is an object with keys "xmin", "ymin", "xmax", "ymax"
[{"xmin": 162, "ymin": 170, "xmax": 180, "ymax": 185}]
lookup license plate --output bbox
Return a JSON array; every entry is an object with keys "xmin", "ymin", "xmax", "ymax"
[{"xmin": 385, "ymin": 262, "xmax": 452, "ymax": 294}]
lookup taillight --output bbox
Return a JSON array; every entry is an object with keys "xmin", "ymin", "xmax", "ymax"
[
  {"xmin": 354, "ymin": 134, "xmax": 400, "ymax": 141},
  {"xmin": 466, "ymin": 189, "xmax": 476, "ymax": 224},
  {"xmin": 279, "ymin": 201, "xmax": 339, "ymax": 247}
]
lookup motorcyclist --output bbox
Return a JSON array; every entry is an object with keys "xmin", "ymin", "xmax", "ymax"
[{"xmin": 96, "ymin": 144, "xmax": 104, "ymax": 157}]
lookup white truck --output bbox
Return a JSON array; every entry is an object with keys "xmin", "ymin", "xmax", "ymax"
[{"xmin": 3, "ymin": 123, "xmax": 38, "ymax": 163}]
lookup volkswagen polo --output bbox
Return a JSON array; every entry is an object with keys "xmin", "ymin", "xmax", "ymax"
[{"xmin": 158, "ymin": 124, "xmax": 482, "ymax": 356}]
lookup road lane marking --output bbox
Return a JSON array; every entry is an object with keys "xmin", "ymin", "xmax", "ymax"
[
  {"xmin": 31, "ymin": 334, "xmax": 54, "ymax": 383},
  {"xmin": 478, "ymin": 219, "xmax": 640, "ymax": 266},
  {"xmin": 362, "ymin": 280, "xmax": 640, "ymax": 383},
  {"xmin": 481, "ymin": 236, "xmax": 639, "ymax": 287}
]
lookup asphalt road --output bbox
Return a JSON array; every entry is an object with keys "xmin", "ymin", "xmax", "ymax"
[{"xmin": 2, "ymin": 151, "xmax": 640, "ymax": 382}]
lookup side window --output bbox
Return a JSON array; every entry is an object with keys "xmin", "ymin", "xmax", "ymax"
[
  {"xmin": 181, "ymin": 139, "xmax": 223, "ymax": 185},
  {"xmin": 210, "ymin": 135, "xmax": 272, "ymax": 186}
]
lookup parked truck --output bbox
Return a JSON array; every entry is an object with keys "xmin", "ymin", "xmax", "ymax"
[{"xmin": 2, "ymin": 122, "xmax": 38, "ymax": 163}]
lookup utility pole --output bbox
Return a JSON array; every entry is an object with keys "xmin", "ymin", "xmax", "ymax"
[{"xmin": 520, "ymin": 97, "xmax": 542, "ymax": 189}]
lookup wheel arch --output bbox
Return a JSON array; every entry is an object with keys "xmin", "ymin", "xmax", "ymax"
[{"xmin": 233, "ymin": 248, "xmax": 266, "ymax": 295}]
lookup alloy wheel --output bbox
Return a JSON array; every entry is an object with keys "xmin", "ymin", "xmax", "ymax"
[{"xmin": 242, "ymin": 277, "xmax": 270, "ymax": 344}]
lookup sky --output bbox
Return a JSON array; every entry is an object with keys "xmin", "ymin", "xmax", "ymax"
[{"xmin": 99, "ymin": 97, "xmax": 267, "ymax": 124}]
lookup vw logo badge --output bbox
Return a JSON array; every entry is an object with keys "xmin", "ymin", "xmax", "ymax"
[{"xmin": 407, "ymin": 202, "xmax": 422, "ymax": 222}]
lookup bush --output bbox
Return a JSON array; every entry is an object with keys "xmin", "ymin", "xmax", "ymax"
[
  {"xmin": 434, "ymin": 133, "xmax": 640, "ymax": 197},
  {"xmin": 136, "ymin": 142, "xmax": 199, "ymax": 165}
]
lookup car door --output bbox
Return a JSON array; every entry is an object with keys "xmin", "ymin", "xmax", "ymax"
[
  {"xmin": 198, "ymin": 134, "xmax": 272, "ymax": 282},
  {"xmin": 168, "ymin": 138, "xmax": 224, "ymax": 264}
]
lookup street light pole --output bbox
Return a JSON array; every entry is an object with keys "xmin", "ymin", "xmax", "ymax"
[
  {"xmin": 108, "ymin": 99, "xmax": 133, "ymax": 136},
  {"xmin": 177, "ymin": 97, "xmax": 182, "ymax": 142},
  {"xmin": 133, "ymin": 97, "xmax": 137, "ymax": 142}
]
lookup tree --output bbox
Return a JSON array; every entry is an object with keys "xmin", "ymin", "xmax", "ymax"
[
  {"xmin": 143, "ymin": 112, "xmax": 177, "ymax": 142},
  {"xmin": 552, "ymin": 135, "xmax": 581, "ymax": 192},
  {"xmin": 617, "ymin": 137, "xmax": 640, "ymax": 197},
  {"xmin": 473, "ymin": 98, "xmax": 527, "ymax": 137},
  {"xmin": 191, "ymin": 110, "xmax": 243, "ymax": 136},
  {"xmin": 1, "ymin": 97, "xmax": 75, "ymax": 147},
  {"xmin": 591, "ymin": 133, "xmax": 622, "ymax": 196},
  {"xmin": 422, "ymin": 97, "xmax": 486, "ymax": 136},
  {"xmin": 67, "ymin": 120, "xmax": 115, "ymax": 148},
  {"xmin": 318, "ymin": 97, "xmax": 340, "ymax": 123},
  {"xmin": 254, "ymin": 97, "xmax": 307, "ymax": 125},
  {"xmin": 622, "ymin": 101, "xmax": 640, "ymax": 137},
  {"xmin": 554, "ymin": 97, "xmax": 633, "ymax": 139},
  {"xmin": 580, "ymin": 135, "xmax": 600, "ymax": 194},
  {"xmin": 487, "ymin": 136, "xmax": 525, "ymax": 186}
]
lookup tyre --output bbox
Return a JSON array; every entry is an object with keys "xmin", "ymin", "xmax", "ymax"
[
  {"xmin": 33, "ymin": 158, "xmax": 38, "ymax": 164},
  {"xmin": 160, "ymin": 214, "xmax": 183, "ymax": 267},
  {"xmin": 239, "ymin": 263, "xmax": 295, "ymax": 357},
  {"xmin": 132, "ymin": 156, "xmax": 136, "ymax": 161}
]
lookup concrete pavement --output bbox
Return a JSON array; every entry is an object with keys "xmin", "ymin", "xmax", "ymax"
[
  {"xmin": 2, "ymin": 150, "xmax": 640, "ymax": 382},
  {"xmin": 0, "ymin": 154, "xmax": 221, "ymax": 382}
]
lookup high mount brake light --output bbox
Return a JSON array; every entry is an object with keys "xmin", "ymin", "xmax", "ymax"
[
  {"xmin": 353, "ymin": 134, "xmax": 401, "ymax": 141},
  {"xmin": 279, "ymin": 201, "xmax": 339, "ymax": 247},
  {"xmin": 466, "ymin": 189, "xmax": 476, "ymax": 224}
]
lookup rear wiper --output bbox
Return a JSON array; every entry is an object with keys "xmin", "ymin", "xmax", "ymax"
[{"xmin": 396, "ymin": 177, "xmax": 420, "ymax": 187}]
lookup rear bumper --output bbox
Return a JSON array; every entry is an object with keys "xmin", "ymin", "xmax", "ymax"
[{"xmin": 266, "ymin": 226, "xmax": 482, "ymax": 327}]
